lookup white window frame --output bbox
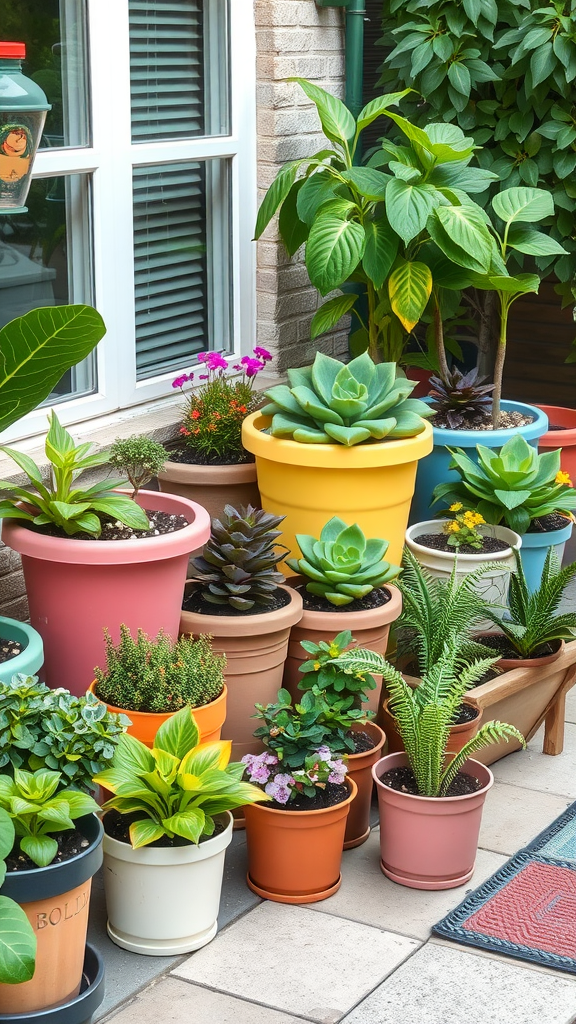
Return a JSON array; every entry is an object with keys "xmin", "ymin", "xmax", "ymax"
[{"xmin": 5, "ymin": 0, "xmax": 257, "ymax": 445}]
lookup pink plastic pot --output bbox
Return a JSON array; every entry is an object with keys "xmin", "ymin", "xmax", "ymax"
[
  {"xmin": 2, "ymin": 490, "xmax": 210, "ymax": 696},
  {"xmin": 372, "ymin": 751, "xmax": 494, "ymax": 890}
]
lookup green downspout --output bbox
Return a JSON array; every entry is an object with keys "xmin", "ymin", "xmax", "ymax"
[{"xmin": 315, "ymin": 0, "xmax": 366, "ymax": 122}]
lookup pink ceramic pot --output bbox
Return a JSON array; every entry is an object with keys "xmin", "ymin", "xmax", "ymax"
[
  {"xmin": 3, "ymin": 490, "xmax": 210, "ymax": 696},
  {"xmin": 372, "ymin": 751, "xmax": 494, "ymax": 890}
]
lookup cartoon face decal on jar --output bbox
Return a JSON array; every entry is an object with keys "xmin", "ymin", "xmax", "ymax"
[{"xmin": 0, "ymin": 124, "xmax": 32, "ymax": 182}]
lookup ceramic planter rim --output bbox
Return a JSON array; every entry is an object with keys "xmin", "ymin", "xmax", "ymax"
[
  {"xmin": 473, "ymin": 634, "xmax": 565, "ymax": 670},
  {"xmin": 424, "ymin": 399, "xmax": 548, "ymax": 445},
  {"xmin": 0, "ymin": 943, "xmax": 105, "ymax": 1024},
  {"xmin": 535, "ymin": 404, "xmax": 576, "ymax": 447},
  {"xmin": 519, "ymin": 516, "xmax": 573, "ymax": 547},
  {"xmin": 372, "ymin": 753, "xmax": 494, "ymax": 803},
  {"xmin": 288, "ymin": 579, "xmax": 402, "ymax": 628},
  {"xmin": 245, "ymin": 778, "xmax": 358, "ymax": 818},
  {"xmin": 181, "ymin": 583, "xmax": 303, "ymax": 637},
  {"xmin": 0, "ymin": 814, "xmax": 103, "ymax": 903},
  {"xmin": 102, "ymin": 811, "xmax": 233, "ymax": 865},
  {"xmin": 406, "ymin": 520, "xmax": 522, "ymax": 561},
  {"xmin": 158, "ymin": 458, "xmax": 257, "ymax": 485},
  {"xmin": 88, "ymin": 679, "xmax": 227, "ymax": 720}
]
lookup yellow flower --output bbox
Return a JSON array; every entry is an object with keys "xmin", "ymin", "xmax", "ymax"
[
  {"xmin": 446, "ymin": 521, "xmax": 461, "ymax": 532},
  {"xmin": 449, "ymin": 502, "xmax": 463, "ymax": 512},
  {"xmin": 556, "ymin": 470, "xmax": 573, "ymax": 487},
  {"xmin": 313, "ymin": 661, "xmax": 321, "ymax": 671}
]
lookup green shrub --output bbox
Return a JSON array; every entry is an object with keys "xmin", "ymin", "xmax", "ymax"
[{"xmin": 108, "ymin": 436, "xmax": 168, "ymax": 498}]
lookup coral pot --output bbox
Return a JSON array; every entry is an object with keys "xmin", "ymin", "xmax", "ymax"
[
  {"xmin": 0, "ymin": 945, "xmax": 105, "ymax": 1024},
  {"xmin": 0, "ymin": 616, "xmax": 43, "ymax": 683},
  {"xmin": 0, "ymin": 815, "xmax": 103, "ymax": 1014},
  {"xmin": 244, "ymin": 780, "xmax": 356, "ymax": 903},
  {"xmin": 380, "ymin": 698, "xmax": 482, "ymax": 756},
  {"xmin": 180, "ymin": 586, "xmax": 303, "ymax": 760},
  {"xmin": 87, "ymin": 681, "xmax": 227, "ymax": 747},
  {"xmin": 372, "ymin": 752, "xmax": 493, "ymax": 890},
  {"xmin": 344, "ymin": 722, "xmax": 386, "ymax": 849},
  {"xmin": 102, "ymin": 812, "xmax": 232, "ymax": 955},
  {"xmin": 537, "ymin": 405, "xmax": 576, "ymax": 482},
  {"xmin": 2, "ymin": 491, "xmax": 210, "ymax": 697},
  {"xmin": 157, "ymin": 459, "xmax": 260, "ymax": 525},
  {"xmin": 283, "ymin": 583, "xmax": 402, "ymax": 716},
  {"xmin": 242, "ymin": 412, "xmax": 433, "ymax": 567}
]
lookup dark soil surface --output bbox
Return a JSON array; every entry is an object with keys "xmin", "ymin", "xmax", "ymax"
[
  {"xmin": 298, "ymin": 585, "xmax": 392, "ymax": 615},
  {"xmin": 104, "ymin": 809, "xmax": 225, "ymax": 847},
  {"xmin": 269, "ymin": 781, "xmax": 349, "ymax": 812},
  {"xmin": 350, "ymin": 729, "xmax": 376, "ymax": 754},
  {"xmin": 183, "ymin": 586, "xmax": 291, "ymax": 617},
  {"xmin": 528, "ymin": 512, "xmax": 572, "ymax": 533},
  {"xmin": 480, "ymin": 633, "xmax": 561, "ymax": 661},
  {"xmin": 166, "ymin": 446, "xmax": 254, "ymax": 467},
  {"xmin": 433, "ymin": 411, "xmax": 534, "ymax": 431},
  {"xmin": 454, "ymin": 703, "xmax": 480, "ymax": 725},
  {"xmin": 0, "ymin": 637, "xmax": 23, "ymax": 664},
  {"xmin": 548, "ymin": 425, "xmax": 570, "ymax": 431},
  {"xmin": 414, "ymin": 533, "xmax": 509, "ymax": 555},
  {"xmin": 29, "ymin": 509, "xmax": 189, "ymax": 542},
  {"xmin": 6, "ymin": 829, "xmax": 90, "ymax": 872},
  {"xmin": 379, "ymin": 765, "xmax": 482, "ymax": 797}
]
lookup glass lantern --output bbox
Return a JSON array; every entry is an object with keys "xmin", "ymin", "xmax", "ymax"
[{"xmin": 0, "ymin": 41, "xmax": 51, "ymax": 214}]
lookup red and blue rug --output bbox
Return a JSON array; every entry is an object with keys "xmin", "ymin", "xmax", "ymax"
[{"xmin": 433, "ymin": 801, "xmax": 576, "ymax": 974}]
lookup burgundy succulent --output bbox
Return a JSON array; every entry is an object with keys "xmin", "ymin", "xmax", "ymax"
[{"xmin": 429, "ymin": 368, "xmax": 495, "ymax": 428}]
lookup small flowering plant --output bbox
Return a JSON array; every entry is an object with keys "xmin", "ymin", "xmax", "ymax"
[
  {"xmin": 172, "ymin": 347, "xmax": 272, "ymax": 464},
  {"xmin": 298, "ymin": 629, "xmax": 376, "ymax": 711},
  {"xmin": 443, "ymin": 504, "xmax": 486, "ymax": 551},
  {"xmin": 242, "ymin": 747, "xmax": 347, "ymax": 806}
]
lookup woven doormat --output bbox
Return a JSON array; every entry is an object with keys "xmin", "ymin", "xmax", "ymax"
[{"xmin": 433, "ymin": 801, "xmax": 576, "ymax": 974}]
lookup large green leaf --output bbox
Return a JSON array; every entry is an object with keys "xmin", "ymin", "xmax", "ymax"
[
  {"xmin": 306, "ymin": 215, "xmax": 365, "ymax": 294},
  {"xmin": 385, "ymin": 178, "xmax": 437, "ymax": 243},
  {"xmin": 289, "ymin": 78, "xmax": 356, "ymax": 146},
  {"xmin": 0, "ymin": 808, "xmax": 14, "ymax": 863},
  {"xmin": 506, "ymin": 224, "xmax": 568, "ymax": 257},
  {"xmin": 341, "ymin": 167, "xmax": 389, "ymax": 200},
  {"xmin": 155, "ymin": 707, "xmax": 199, "ymax": 760},
  {"xmin": 0, "ymin": 896, "xmax": 36, "ymax": 985},
  {"xmin": 254, "ymin": 160, "xmax": 301, "ymax": 239},
  {"xmin": 355, "ymin": 90, "xmax": 412, "ymax": 134},
  {"xmin": 433, "ymin": 205, "xmax": 494, "ymax": 271},
  {"xmin": 362, "ymin": 218, "xmax": 399, "ymax": 289},
  {"xmin": 311, "ymin": 294, "xmax": 357, "ymax": 339},
  {"xmin": 0, "ymin": 306, "xmax": 106, "ymax": 435},
  {"xmin": 296, "ymin": 171, "xmax": 339, "ymax": 226},
  {"xmin": 491, "ymin": 186, "xmax": 554, "ymax": 225},
  {"xmin": 388, "ymin": 259, "xmax": 433, "ymax": 331},
  {"xmin": 278, "ymin": 180, "xmax": 309, "ymax": 256}
]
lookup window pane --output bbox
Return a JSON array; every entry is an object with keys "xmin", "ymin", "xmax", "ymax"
[
  {"xmin": 133, "ymin": 159, "xmax": 232, "ymax": 380},
  {"xmin": 0, "ymin": 173, "xmax": 96, "ymax": 401},
  {"xmin": 129, "ymin": 0, "xmax": 230, "ymax": 143},
  {"xmin": 0, "ymin": 0, "xmax": 90, "ymax": 149}
]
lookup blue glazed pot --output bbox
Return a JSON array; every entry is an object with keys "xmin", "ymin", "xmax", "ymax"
[
  {"xmin": 0, "ymin": 615, "xmax": 44, "ymax": 683},
  {"xmin": 410, "ymin": 401, "xmax": 549, "ymax": 526},
  {"xmin": 519, "ymin": 518, "xmax": 574, "ymax": 593}
]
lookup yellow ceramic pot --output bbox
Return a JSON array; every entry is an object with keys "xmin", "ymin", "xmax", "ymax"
[{"xmin": 242, "ymin": 413, "xmax": 433, "ymax": 566}]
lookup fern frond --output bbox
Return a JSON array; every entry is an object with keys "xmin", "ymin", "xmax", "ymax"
[
  {"xmin": 439, "ymin": 721, "xmax": 526, "ymax": 795},
  {"xmin": 489, "ymin": 548, "xmax": 576, "ymax": 657},
  {"xmin": 413, "ymin": 702, "xmax": 450, "ymax": 796}
]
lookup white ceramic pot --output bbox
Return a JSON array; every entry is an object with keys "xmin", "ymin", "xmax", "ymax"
[
  {"xmin": 405, "ymin": 521, "xmax": 522, "ymax": 631},
  {"xmin": 102, "ymin": 812, "xmax": 233, "ymax": 955}
]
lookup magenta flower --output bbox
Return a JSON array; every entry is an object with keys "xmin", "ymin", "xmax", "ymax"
[
  {"xmin": 265, "ymin": 773, "xmax": 294, "ymax": 805},
  {"xmin": 205, "ymin": 352, "xmax": 229, "ymax": 371},
  {"xmin": 253, "ymin": 346, "xmax": 272, "ymax": 362},
  {"xmin": 172, "ymin": 373, "xmax": 190, "ymax": 389},
  {"xmin": 241, "ymin": 356, "xmax": 265, "ymax": 378}
]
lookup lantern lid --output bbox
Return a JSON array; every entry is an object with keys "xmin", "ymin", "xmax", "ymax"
[{"xmin": 0, "ymin": 42, "xmax": 26, "ymax": 59}]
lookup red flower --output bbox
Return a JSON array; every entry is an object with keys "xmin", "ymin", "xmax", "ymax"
[{"xmin": 191, "ymin": 409, "xmax": 201, "ymax": 420}]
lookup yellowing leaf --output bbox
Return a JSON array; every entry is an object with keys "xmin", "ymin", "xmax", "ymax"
[{"xmin": 388, "ymin": 260, "xmax": 433, "ymax": 331}]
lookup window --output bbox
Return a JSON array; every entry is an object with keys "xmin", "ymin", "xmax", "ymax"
[{"xmin": 1, "ymin": 0, "xmax": 256, "ymax": 444}]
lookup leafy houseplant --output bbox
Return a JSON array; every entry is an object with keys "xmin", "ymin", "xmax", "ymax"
[
  {"xmin": 251, "ymin": 687, "xmax": 369, "ymax": 767},
  {"xmin": 108, "ymin": 436, "xmax": 169, "ymax": 499},
  {"xmin": 0, "ymin": 807, "xmax": 36, "ymax": 985},
  {"xmin": 297, "ymin": 629, "xmax": 377, "ymax": 708},
  {"xmin": 443, "ymin": 505, "xmax": 487, "ymax": 551},
  {"xmin": 94, "ymin": 707, "xmax": 266, "ymax": 954}
]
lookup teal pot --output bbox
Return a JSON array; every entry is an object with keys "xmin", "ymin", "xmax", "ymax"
[
  {"xmin": 0, "ymin": 945, "xmax": 104, "ymax": 1024},
  {"xmin": 410, "ymin": 401, "xmax": 549, "ymax": 525},
  {"xmin": 0, "ymin": 616, "xmax": 44, "ymax": 683},
  {"xmin": 519, "ymin": 517, "xmax": 573, "ymax": 593}
]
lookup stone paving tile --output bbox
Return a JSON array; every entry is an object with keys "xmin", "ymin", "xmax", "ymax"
[
  {"xmin": 172, "ymin": 902, "xmax": 419, "ymax": 1023},
  {"xmin": 105, "ymin": 977, "xmax": 311, "ymax": 1023},
  {"xmin": 308, "ymin": 831, "xmax": 506, "ymax": 940},
  {"xmin": 492, "ymin": 722, "xmax": 576, "ymax": 798},
  {"xmin": 340, "ymin": 942, "xmax": 576, "ymax": 1024},
  {"xmin": 479, "ymin": 781, "xmax": 572, "ymax": 854}
]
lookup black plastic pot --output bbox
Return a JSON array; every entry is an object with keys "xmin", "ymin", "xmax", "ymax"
[
  {"xmin": 0, "ymin": 944, "xmax": 104, "ymax": 1023},
  {"xmin": 0, "ymin": 814, "xmax": 103, "ymax": 902}
]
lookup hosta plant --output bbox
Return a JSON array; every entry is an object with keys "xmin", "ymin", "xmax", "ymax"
[
  {"xmin": 262, "ymin": 351, "xmax": 432, "ymax": 445},
  {"xmin": 432, "ymin": 434, "xmax": 576, "ymax": 534},
  {"xmin": 252, "ymin": 687, "xmax": 370, "ymax": 767},
  {"xmin": 0, "ymin": 807, "xmax": 36, "ymax": 984},
  {"xmin": 287, "ymin": 516, "xmax": 401, "ymax": 606},
  {"xmin": 190, "ymin": 504, "xmax": 288, "ymax": 611},
  {"xmin": 0, "ymin": 411, "xmax": 150, "ymax": 537},
  {"xmin": 297, "ymin": 629, "xmax": 377, "ymax": 710},
  {"xmin": 0, "ymin": 768, "xmax": 99, "ymax": 867},
  {"xmin": 108, "ymin": 436, "xmax": 168, "ymax": 498},
  {"xmin": 94, "ymin": 707, "xmax": 266, "ymax": 848},
  {"xmin": 331, "ymin": 642, "xmax": 525, "ymax": 796},
  {"xmin": 428, "ymin": 367, "xmax": 495, "ymax": 428},
  {"xmin": 486, "ymin": 549, "xmax": 576, "ymax": 658}
]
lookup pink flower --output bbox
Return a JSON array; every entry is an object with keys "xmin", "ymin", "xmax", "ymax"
[
  {"xmin": 253, "ymin": 346, "xmax": 272, "ymax": 362},
  {"xmin": 241, "ymin": 356, "xmax": 265, "ymax": 378},
  {"xmin": 171, "ymin": 373, "xmax": 190, "ymax": 389},
  {"xmin": 265, "ymin": 773, "xmax": 294, "ymax": 805}
]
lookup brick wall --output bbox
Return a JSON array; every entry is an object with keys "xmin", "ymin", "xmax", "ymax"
[
  {"xmin": 255, "ymin": 0, "xmax": 349, "ymax": 371},
  {"xmin": 0, "ymin": 545, "xmax": 28, "ymax": 622}
]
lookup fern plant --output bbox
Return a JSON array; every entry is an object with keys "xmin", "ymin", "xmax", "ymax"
[
  {"xmin": 486, "ymin": 550, "xmax": 576, "ymax": 658},
  {"xmin": 331, "ymin": 642, "xmax": 525, "ymax": 796},
  {"xmin": 395, "ymin": 549, "xmax": 502, "ymax": 675}
]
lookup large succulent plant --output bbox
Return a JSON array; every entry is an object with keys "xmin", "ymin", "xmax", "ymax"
[
  {"xmin": 261, "ymin": 351, "xmax": 432, "ymax": 446},
  {"xmin": 287, "ymin": 517, "xmax": 401, "ymax": 606},
  {"xmin": 428, "ymin": 368, "xmax": 495, "ymax": 429},
  {"xmin": 190, "ymin": 504, "xmax": 288, "ymax": 611}
]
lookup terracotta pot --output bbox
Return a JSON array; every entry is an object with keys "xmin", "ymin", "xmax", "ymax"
[
  {"xmin": 2, "ymin": 491, "xmax": 210, "ymax": 697},
  {"xmin": 473, "ymin": 635, "xmax": 565, "ymax": 674},
  {"xmin": 380, "ymin": 696, "xmax": 482, "ymax": 756},
  {"xmin": 87, "ymin": 680, "xmax": 227, "ymax": 747},
  {"xmin": 157, "ymin": 458, "xmax": 260, "ymax": 525},
  {"xmin": 372, "ymin": 752, "xmax": 493, "ymax": 890},
  {"xmin": 283, "ymin": 582, "xmax": 402, "ymax": 716},
  {"xmin": 0, "ymin": 946, "xmax": 105, "ymax": 1024},
  {"xmin": 344, "ymin": 722, "xmax": 386, "ymax": 849},
  {"xmin": 536, "ymin": 404, "xmax": 576, "ymax": 482},
  {"xmin": 0, "ymin": 815, "xmax": 103, "ymax": 1014},
  {"xmin": 244, "ymin": 779, "xmax": 357, "ymax": 903},
  {"xmin": 179, "ymin": 585, "xmax": 303, "ymax": 760}
]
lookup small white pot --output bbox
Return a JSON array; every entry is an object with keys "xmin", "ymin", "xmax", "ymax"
[
  {"xmin": 102, "ymin": 812, "xmax": 233, "ymax": 956},
  {"xmin": 405, "ymin": 521, "xmax": 522, "ymax": 631}
]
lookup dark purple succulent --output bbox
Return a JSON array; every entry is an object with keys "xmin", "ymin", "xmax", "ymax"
[{"xmin": 429, "ymin": 368, "xmax": 495, "ymax": 429}]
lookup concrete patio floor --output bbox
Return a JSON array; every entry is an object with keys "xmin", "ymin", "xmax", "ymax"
[{"xmin": 90, "ymin": 683, "xmax": 576, "ymax": 1024}]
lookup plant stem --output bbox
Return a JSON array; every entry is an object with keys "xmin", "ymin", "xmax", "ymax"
[
  {"xmin": 492, "ymin": 296, "xmax": 508, "ymax": 428},
  {"xmin": 367, "ymin": 280, "xmax": 380, "ymax": 362},
  {"xmin": 434, "ymin": 295, "xmax": 450, "ymax": 379}
]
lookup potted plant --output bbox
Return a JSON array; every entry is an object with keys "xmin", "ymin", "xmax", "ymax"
[
  {"xmin": 0, "ymin": 415, "xmax": 210, "ymax": 695},
  {"xmin": 480, "ymin": 549, "xmax": 576, "ymax": 670},
  {"xmin": 432, "ymin": 434, "xmax": 576, "ymax": 590},
  {"xmin": 156, "ymin": 348, "xmax": 272, "ymax": 520},
  {"xmin": 332, "ymin": 643, "xmax": 524, "ymax": 889},
  {"xmin": 282, "ymin": 517, "xmax": 402, "ymax": 714},
  {"xmin": 93, "ymin": 707, "xmax": 266, "ymax": 954},
  {"xmin": 242, "ymin": 699, "xmax": 356, "ymax": 903},
  {"xmin": 295, "ymin": 630, "xmax": 386, "ymax": 848},
  {"xmin": 0, "ymin": 768, "xmax": 102, "ymax": 1014},
  {"xmin": 181, "ymin": 504, "xmax": 303, "ymax": 760},
  {"xmin": 0, "ymin": 619, "xmax": 43, "ymax": 684},
  {"xmin": 88, "ymin": 626, "xmax": 227, "ymax": 747},
  {"xmin": 242, "ymin": 351, "xmax": 433, "ymax": 567}
]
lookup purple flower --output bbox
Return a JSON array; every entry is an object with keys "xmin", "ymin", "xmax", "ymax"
[
  {"xmin": 241, "ymin": 356, "xmax": 265, "ymax": 378},
  {"xmin": 171, "ymin": 373, "xmax": 190, "ymax": 389},
  {"xmin": 253, "ymin": 346, "xmax": 272, "ymax": 362},
  {"xmin": 205, "ymin": 352, "xmax": 229, "ymax": 371},
  {"xmin": 328, "ymin": 759, "xmax": 347, "ymax": 785},
  {"xmin": 314, "ymin": 746, "xmax": 332, "ymax": 761},
  {"xmin": 233, "ymin": 364, "xmax": 243, "ymax": 371},
  {"xmin": 242, "ymin": 751, "xmax": 278, "ymax": 784},
  {"xmin": 265, "ymin": 773, "xmax": 294, "ymax": 805},
  {"xmin": 199, "ymin": 374, "xmax": 209, "ymax": 380}
]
